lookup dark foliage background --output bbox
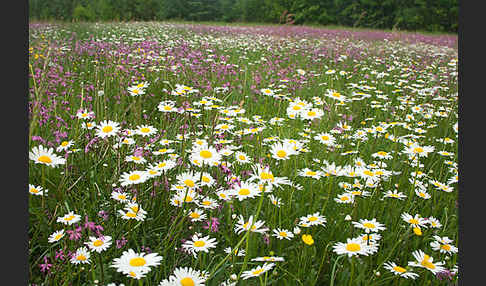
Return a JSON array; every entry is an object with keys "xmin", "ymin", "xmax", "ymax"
[{"xmin": 29, "ymin": 0, "xmax": 458, "ymax": 33}]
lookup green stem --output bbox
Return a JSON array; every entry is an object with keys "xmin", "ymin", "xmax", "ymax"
[
  {"xmin": 237, "ymin": 187, "xmax": 267, "ymax": 280},
  {"xmin": 98, "ymin": 253, "xmax": 104, "ymax": 285},
  {"xmin": 349, "ymin": 257, "xmax": 355, "ymax": 286},
  {"xmin": 330, "ymin": 255, "xmax": 344, "ymax": 286}
]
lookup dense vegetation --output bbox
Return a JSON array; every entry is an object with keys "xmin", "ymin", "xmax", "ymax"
[
  {"xmin": 28, "ymin": 21, "xmax": 458, "ymax": 286},
  {"xmin": 29, "ymin": 0, "xmax": 458, "ymax": 33}
]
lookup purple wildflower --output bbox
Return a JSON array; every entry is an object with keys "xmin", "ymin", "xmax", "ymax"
[
  {"xmin": 98, "ymin": 210, "xmax": 109, "ymax": 221},
  {"xmin": 116, "ymin": 236, "xmax": 128, "ymax": 249},
  {"xmin": 436, "ymin": 269, "xmax": 454, "ymax": 281},
  {"xmin": 84, "ymin": 137, "xmax": 98, "ymax": 153},
  {"xmin": 263, "ymin": 234, "xmax": 270, "ymax": 245},
  {"xmin": 39, "ymin": 256, "xmax": 52, "ymax": 274},
  {"xmin": 141, "ymin": 246, "xmax": 152, "ymax": 253},
  {"xmin": 203, "ymin": 217, "xmax": 220, "ymax": 232},
  {"xmin": 66, "ymin": 225, "xmax": 83, "ymax": 241},
  {"xmin": 55, "ymin": 249, "xmax": 65, "ymax": 261}
]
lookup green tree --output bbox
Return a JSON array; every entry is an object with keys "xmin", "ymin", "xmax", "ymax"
[{"xmin": 72, "ymin": 4, "xmax": 95, "ymax": 22}]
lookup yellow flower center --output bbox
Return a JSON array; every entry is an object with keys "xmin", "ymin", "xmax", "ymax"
[
  {"xmin": 61, "ymin": 141, "xmax": 69, "ymax": 147},
  {"xmin": 157, "ymin": 162, "xmax": 167, "ymax": 168},
  {"xmin": 441, "ymin": 244, "xmax": 451, "ymax": 251},
  {"xmin": 129, "ymin": 174, "xmax": 141, "ymax": 181},
  {"xmin": 180, "ymin": 277, "xmax": 195, "ymax": 286},
  {"xmin": 102, "ymin": 126, "xmax": 113, "ymax": 133},
  {"xmin": 340, "ymin": 196, "xmax": 349, "ymax": 201},
  {"xmin": 190, "ymin": 212, "xmax": 200, "ymax": 218},
  {"xmin": 76, "ymin": 254, "xmax": 87, "ymax": 261},
  {"xmin": 30, "ymin": 188, "xmax": 39, "ymax": 193},
  {"xmin": 164, "ymin": 106, "xmax": 172, "ymax": 111},
  {"xmin": 306, "ymin": 171, "xmax": 317, "ymax": 176},
  {"xmin": 202, "ymin": 176, "xmax": 210, "ymax": 183},
  {"xmin": 260, "ymin": 172, "xmax": 274, "ymax": 181},
  {"xmin": 238, "ymin": 188, "xmax": 250, "ymax": 196},
  {"xmin": 200, "ymin": 150, "xmax": 212, "ymax": 159},
  {"xmin": 54, "ymin": 234, "xmax": 63, "ymax": 240},
  {"xmin": 129, "ymin": 257, "xmax": 146, "ymax": 267},
  {"xmin": 307, "ymin": 111, "xmax": 316, "ymax": 116},
  {"xmin": 362, "ymin": 234, "xmax": 372, "ymax": 241},
  {"xmin": 345, "ymin": 243, "xmax": 361, "ymax": 252},
  {"xmin": 332, "ymin": 92, "xmax": 341, "ymax": 98},
  {"xmin": 140, "ymin": 127, "xmax": 150, "ymax": 133},
  {"xmin": 38, "ymin": 155, "xmax": 52, "ymax": 163},
  {"xmin": 279, "ymin": 232, "xmax": 287, "ymax": 237},
  {"xmin": 276, "ymin": 150, "xmax": 287, "ymax": 158},
  {"xmin": 421, "ymin": 255, "xmax": 435, "ymax": 269},
  {"xmin": 126, "ymin": 212, "xmax": 137, "ymax": 218},
  {"xmin": 363, "ymin": 170, "xmax": 374, "ymax": 177},
  {"xmin": 65, "ymin": 215, "xmax": 75, "ymax": 221},
  {"xmin": 393, "ymin": 266, "xmax": 406, "ymax": 273},
  {"xmin": 252, "ymin": 268, "xmax": 265, "ymax": 275},
  {"xmin": 194, "ymin": 240, "xmax": 206, "ymax": 247},
  {"xmin": 184, "ymin": 179, "xmax": 195, "ymax": 188},
  {"xmin": 363, "ymin": 223, "xmax": 376, "ymax": 229},
  {"xmin": 409, "ymin": 218, "xmax": 419, "ymax": 225},
  {"xmin": 413, "ymin": 147, "xmax": 424, "ymax": 153},
  {"xmin": 93, "ymin": 240, "xmax": 104, "ymax": 247},
  {"xmin": 308, "ymin": 216, "xmax": 318, "ymax": 222}
]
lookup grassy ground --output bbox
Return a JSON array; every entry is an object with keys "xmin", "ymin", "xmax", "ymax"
[{"xmin": 28, "ymin": 21, "xmax": 458, "ymax": 286}]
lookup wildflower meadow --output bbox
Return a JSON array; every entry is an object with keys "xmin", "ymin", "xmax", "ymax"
[{"xmin": 28, "ymin": 22, "xmax": 458, "ymax": 285}]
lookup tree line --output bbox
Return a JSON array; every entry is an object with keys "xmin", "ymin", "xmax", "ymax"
[{"xmin": 29, "ymin": 0, "xmax": 458, "ymax": 33}]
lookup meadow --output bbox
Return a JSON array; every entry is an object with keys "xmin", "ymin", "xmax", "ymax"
[{"xmin": 28, "ymin": 21, "xmax": 458, "ymax": 286}]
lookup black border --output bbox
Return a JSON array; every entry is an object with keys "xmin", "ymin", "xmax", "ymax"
[{"xmin": 11, "ymin": 0, "xmax": 29, "ymax": 284}]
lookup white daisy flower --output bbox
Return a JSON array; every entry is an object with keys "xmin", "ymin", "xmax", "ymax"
[
  {"xmin": 57, "ymin": 211, "xmax": 81, "ymax": 225},
  {"xmin": 111, "ymin": 249, "xmax": 162, "ymax": 279},
  {"xmin": 48, "ymin": 229, "xmax": 65, "ymax": 243},
  {"xmin": 182, "ymin": 234, "xmax": 218, "ymax": 258},
  {"xmin": 29, "ymin": 145, "xmax": 66, "ymax": 167},
  {"xmin": 71, "ymin": 247, "xmax": 91, "ymax": 265},
  {"xmin": 84, "ymin": 236, "xmax": 112, "ymax": 253}
]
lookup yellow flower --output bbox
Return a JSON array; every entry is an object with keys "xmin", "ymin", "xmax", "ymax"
[
  {"xmin": 302, "ymin": 234, "xmax": 314, "ymax": 245},
  {"xmin": 413, "ymin": 227, "xmax": 422, "ymax": 236}
]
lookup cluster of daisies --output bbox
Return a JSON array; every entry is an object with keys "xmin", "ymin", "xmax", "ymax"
[{"xmin": 29, "ymin": 23, "xmax": 458, "ymax": 285}]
